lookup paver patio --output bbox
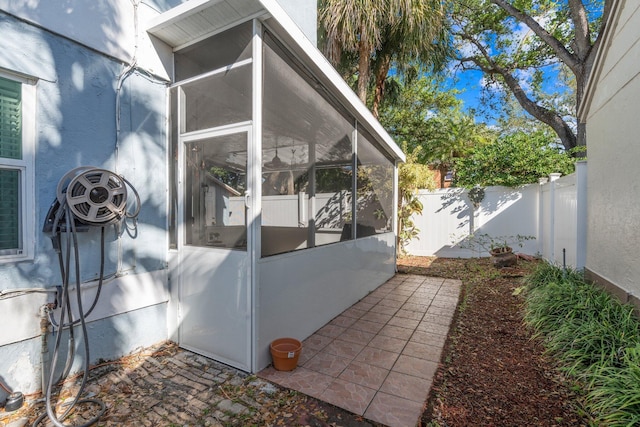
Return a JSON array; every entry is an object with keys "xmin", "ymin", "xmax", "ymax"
[
  {"xmin": 259, "ymin": 273, "xmax": 462, "ymax": 427},
  {"xmin": 1, "ymin": 274, "xmax": 460, "ymax": 427}
]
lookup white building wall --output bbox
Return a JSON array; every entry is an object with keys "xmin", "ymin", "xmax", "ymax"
[
  {"xmin": 583, "ymin": 0, "xmax": 640, "ymax": 300},
  {"xmin": 0, "ymin": 7, "xmax": 170, "ymax": 395},
  {"xmin": 0, "ymin": 0, "xmax": 171, "ymax": 79},
  {"xmin": 588, "ymin": 0, "xmax": 640, "ymax": 117},
  {"xmin": 587, "ymin": 78, "xmax": 640, "ymax": 293}
]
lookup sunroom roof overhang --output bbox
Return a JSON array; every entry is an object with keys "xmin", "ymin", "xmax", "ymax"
[{"xmin": 146, "ymin": 0, "xmax": 406, "ymax": 163}]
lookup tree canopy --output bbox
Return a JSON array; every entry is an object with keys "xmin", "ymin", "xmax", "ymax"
[
  {"xmin": 317, "ymin": 0, "xmax": 591, "ymax": 191},
  {"xmin": 454, "ymin": 129, "xmax": 576, "ymax": 187},
  {"xmin": 377, "ymin": 75, "xmax": 494, "ymax": 185},
  {"xmin": 319, "ymin": 0, "xmax": 450, "ymax": 116},
  {"xmin": 452, "ymin": 0, "xmax": 611, "ymax": 151}
]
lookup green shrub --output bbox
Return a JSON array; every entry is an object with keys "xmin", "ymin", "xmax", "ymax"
[
  {"xmin": 525, "ymin": 262, "xmax": 584, "ymax": 289},
  {"xmin": 589, "ymin": 344, "xmax": 640, "ymax": 426},
  {"xmin": 524, "ymin": 263, "xmax": 640, "ymax": 425},
  {"xmin": 454, "ymin": 130, "xmax": 576, "ymax": 188}
]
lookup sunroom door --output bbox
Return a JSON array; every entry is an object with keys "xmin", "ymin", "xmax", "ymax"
[{"xmin": 178, "ymin": 127, "xmax": 252, "ymax": 371}]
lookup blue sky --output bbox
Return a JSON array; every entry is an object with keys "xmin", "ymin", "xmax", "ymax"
[{"xmin": 446, "ymin": 69, "xmax": 486, "ymax": 114}]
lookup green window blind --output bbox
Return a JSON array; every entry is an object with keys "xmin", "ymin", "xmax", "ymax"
[
  {"xmin": 0, "ymin": 77, "xmax": 22, "ymax": 160},
  {"xmin": 0, "ymin": 77, "xmax": 22, "ymax": 252},
  {"xmin": 0, "ymin": 169, "xmax": 19, "ymax": 250}
]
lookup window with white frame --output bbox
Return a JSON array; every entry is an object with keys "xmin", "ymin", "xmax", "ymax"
[{"xmin": 0, "ymin": 73, "xmax": 35, "ymax": 262}]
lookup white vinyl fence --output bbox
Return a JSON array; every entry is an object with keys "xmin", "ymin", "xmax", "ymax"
[{"xmin": 406, "ymin": 162, "xmax": 587, "ymax": 269}]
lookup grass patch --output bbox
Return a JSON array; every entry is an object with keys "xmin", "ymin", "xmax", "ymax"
[{"xmin": 524, "ymin": 262, "xmax": 640, "ymax": 425}]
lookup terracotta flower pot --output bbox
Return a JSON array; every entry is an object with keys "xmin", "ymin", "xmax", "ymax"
[{"xmin": 270, "ymin": 338, "xmax": 302, "ymax": 371}]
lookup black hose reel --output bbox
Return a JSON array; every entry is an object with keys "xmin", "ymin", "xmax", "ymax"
[
  {"xmin": 65, "ymin": 168, "xmax": 128, "ymax": 226},
  {"xmin": 44, "ymin": 167, "xmax": 137, "ymax": 233},
  {"xmin": 36, "ymin": 167, "xmax": 140, "ymax": 427}
]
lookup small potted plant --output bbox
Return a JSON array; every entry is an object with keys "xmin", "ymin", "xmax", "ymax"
[
  {"xmin": 488, "ymin": 239, "xmax": 517, "ymax": 268},
  {"xmin": 457, "ymin": 233, "xmax": 534, "ymax": 268}
]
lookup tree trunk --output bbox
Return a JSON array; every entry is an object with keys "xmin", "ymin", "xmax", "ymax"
[
  {"xmin": 357, "ymin": 38, "xmax": 371, "ymax": 103},
  {"xmin": 573, "ymin": 69, "xmax": 588, "ymax": 152},
  {"xmin": 500, "ymin": 71, "xmax": 577, "ymax": 150},
  {"xmin": 438, "ymin": 164, "xmax": 448, "ymax": 188},
  {"xmin": 372, "ymin": 54, "xmax": 392, "ymax": 118}
]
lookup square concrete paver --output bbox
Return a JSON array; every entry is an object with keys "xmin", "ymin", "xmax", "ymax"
[
  {"xmin": 355, "ymin": 346, "xmax": 399, "ymax": 370},
  {"xmin": 380, "ymin": 371, "xmax": 432, "ymax": 402},
  {"xmin": 304, "ymin": 352, "xmax": 351, "ymax": 377},
  {"xmin": 303, "ymin": 333, "xmax": 333, "ymax": 351},
  {"xmin": 339, "ymin": 361, "xmax": 389, "ymax": 390},
  {"xmin": 317, "ymin": 323, "xmax": 347, "ymax": 338},
  {"xmin": 320, "ymin": 378, "xmax": 377, "ymax": 415},
  {"xmin": 351, "ymin": 318, "xmax": 386, "ymax": 334},
  {"xmin": 402, "ymin": 341, "xmax": 443, "ymax": 362},
  {"xmin": 338, "ymin": 328, "xmax": 375, "ymax": 345},
  {"xmin": 392, "ymin": 354, "xmax": 438, "ymax": 380},
  {"xmin": 324, "ymin": 338, "xmax": 366, "ymax": 359},
  {"xmin": 368, "ymin": 334, "xmax": 407, "ymax": 353},
  {"xmin": 365, "ymin": 392, "xmax": 425, "ymax": 427},
  {"xmin": 258, "ymin": 274, "xmax": 462, "ymax": 427},
  {"xmin": 378, "ymin": 324, "xmax": 415, "ymax": 340},
  {"xmin": 330, "ymin": 314, "xmax": 358, "ymax": 328},
  {"xmin": 387, "ymin": 316, "xmax": 420, "ymax": 329},
  {"xmin": 259, "ymin": 366, "xmax": 333, "ymax": 400}
]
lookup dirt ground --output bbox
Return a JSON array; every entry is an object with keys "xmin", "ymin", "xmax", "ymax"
[{"xmin": 398, "ymin": 256, "xmax": 587, "ymax": 427}]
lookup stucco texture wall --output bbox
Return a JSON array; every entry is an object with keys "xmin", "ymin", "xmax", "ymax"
[
  {"xmin": 585, "ymin": 2, "xmax": 640, "ymax": 297},
  {"xmin": 0, "ymin": 11, "xmax": 169, "ymax": 393}
]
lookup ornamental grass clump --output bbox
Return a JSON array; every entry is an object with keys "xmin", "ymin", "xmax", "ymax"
[
  {"xmin": 524, "ymin": 263, "xmax": 640, "ymax": 425},
  {"xmin": 589, "ymin": 344, "xmax": 640, "ymax": 426}
]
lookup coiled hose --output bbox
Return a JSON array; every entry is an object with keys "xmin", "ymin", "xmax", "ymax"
[{"xmin": 33, "ymin": 170, "xmax": 140, "ymax": 427}]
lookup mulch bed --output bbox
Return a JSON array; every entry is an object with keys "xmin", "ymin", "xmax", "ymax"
[{"xmin": 398, "ymin": 256, "xmax": 587, "ymax": 427}]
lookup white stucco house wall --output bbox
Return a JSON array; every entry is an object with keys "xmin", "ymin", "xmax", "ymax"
[
  {"xmin": 578, "ymin": 0, "xmax": 640, "ymax": 306},
  {"xmin": 0, "ymin": 0, "xmax": 404, "ymax": 401}
]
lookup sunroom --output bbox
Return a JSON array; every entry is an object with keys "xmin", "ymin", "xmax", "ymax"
[{"xmin": 148, "ymin": 0, "xmax": 405, "ymax": 372}]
